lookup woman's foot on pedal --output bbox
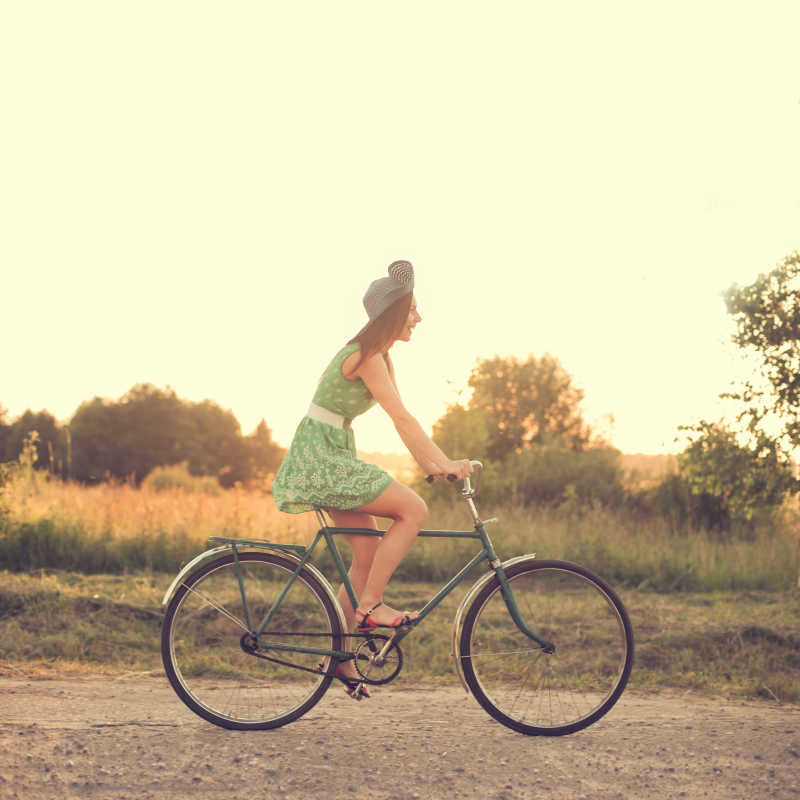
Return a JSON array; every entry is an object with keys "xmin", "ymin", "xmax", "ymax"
[
  {"xmin": 317, "ymin": 660, "xmax": 371, "ymax": 699},
  {"xmin": 355, "ymin": 601, "xmax": 419, "ymax": 631}
]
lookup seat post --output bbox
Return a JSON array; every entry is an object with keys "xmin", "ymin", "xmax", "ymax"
[{"xmin": 314, "ymin": 509, "xmax": 328, "ymax": 528}]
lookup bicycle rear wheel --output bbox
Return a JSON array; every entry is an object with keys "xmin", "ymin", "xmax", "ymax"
[
  {"xmin": 460, "ymin": 558, "xmax": 633, "ymax": 736},
  {"xmin": 162, "ymin": 551, "xmax": 342, "ymax": 730}
]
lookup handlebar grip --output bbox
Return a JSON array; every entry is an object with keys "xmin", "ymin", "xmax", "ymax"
[{"xmin": 425, "ymin": 474, "xmax": 458, "ymax": 483}]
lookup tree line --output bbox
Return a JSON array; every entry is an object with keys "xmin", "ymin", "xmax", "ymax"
[
  {"xmin": 424, "ymin": 252, "xmax": 800, "ymax": 532},
  {"xmin": 0, "ymin": 384, "xmax": 284, "ymax": 487}
]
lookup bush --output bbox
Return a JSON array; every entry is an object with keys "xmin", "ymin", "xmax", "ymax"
[
  {"xmin": 677, "ymin": 421, "xmax": 798, "ymax": 529},
  {"xmin": 419, "ymin": 444, "xmax": 627, "ymax": 512},
  {"xmin": 142, "ymin": 462, "xmax": 222, "ymax": 495}
]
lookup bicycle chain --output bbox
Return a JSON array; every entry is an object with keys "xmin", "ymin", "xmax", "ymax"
[{"xmin": 239, "ymin": 630, "xmax": 396, "ymax": 682}]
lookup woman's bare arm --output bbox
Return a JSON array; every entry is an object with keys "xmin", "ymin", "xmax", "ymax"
[{"xmin": 356, "ymin": 354, "xmax": 470, "ymax": 478}]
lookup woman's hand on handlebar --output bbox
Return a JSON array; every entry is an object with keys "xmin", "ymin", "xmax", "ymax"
[
  {"xmin": 431, "ymin": 459, "xmax": 473, "ymax": 482},
  {"xmin": 449, "ymin": 459, "xmax": 473, "ymax": 480}
]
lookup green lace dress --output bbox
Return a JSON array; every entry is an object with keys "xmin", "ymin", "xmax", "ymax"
[{"xmin": 271, "ymin": 343, "xmax": 394, "ymax": 513}]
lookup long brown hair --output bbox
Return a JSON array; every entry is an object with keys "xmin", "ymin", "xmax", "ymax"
[{"xmin": 347, "ymin": 292, "xmax": 413, "ymax": 373}]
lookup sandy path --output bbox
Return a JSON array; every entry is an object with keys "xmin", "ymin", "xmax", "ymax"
[{"xmin": 0, "ymin": 676, "xmax": 798, "ymax": 800}]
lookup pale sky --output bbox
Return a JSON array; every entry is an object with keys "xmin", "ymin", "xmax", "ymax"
[{"xmin": 2, "ymin": 2, "xmax": 799, "ymax": 457}]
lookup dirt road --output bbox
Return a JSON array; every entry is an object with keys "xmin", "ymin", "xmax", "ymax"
[{"xmin": 0, "ymin": 676, "xmax": 798, "ymax": 800}]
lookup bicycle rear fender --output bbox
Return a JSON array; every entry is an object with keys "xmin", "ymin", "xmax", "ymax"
[
  {"xmin": 451, "ymin": 554, "xmax": 536, "ymax": 694},
  {"xmin": 160, "ymin": 545, "xmax": 349, "ymax": 638}
]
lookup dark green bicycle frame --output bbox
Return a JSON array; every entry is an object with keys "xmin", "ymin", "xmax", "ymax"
[{"xmin": 209, "ymin": 519, "xmax": 553, "ymax": 664}]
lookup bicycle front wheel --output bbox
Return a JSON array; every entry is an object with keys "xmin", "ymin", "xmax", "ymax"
[
  {"xmin": 460, "ymin": 558, "xmax": 633, "ymax": 736},
  {"xmin": 162, "ymin": 551, "xmax": 343, "ymax": 730}
]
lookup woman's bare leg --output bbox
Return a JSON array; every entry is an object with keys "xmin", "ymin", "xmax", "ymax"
[
  {"xmin": 326, "ymin": 509, "xmax": 380, "ymax": 633},
  {"xmin": 351, "ymin": 480, "xmax": 427, "ymax": 627},
  {"xmin": 326, "ymin": 509, "xmax": 380, "ymax": 683}
]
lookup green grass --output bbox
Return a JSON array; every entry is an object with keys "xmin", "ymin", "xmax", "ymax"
[
  {"xmin": 625, "ymin": 589, "xmax": 800, "ymax": 700},
  {"xmin": 1, "ymin": 570, "xmax": 798, "ymax": 704}
]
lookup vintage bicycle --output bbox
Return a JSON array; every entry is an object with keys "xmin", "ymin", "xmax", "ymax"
[{"xmin": 161, "ymin": 461, "xmax": 634, "ymax": 736}]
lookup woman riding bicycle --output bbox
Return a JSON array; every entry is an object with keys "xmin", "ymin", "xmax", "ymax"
[{"xmin": 271, "ymin": 260, "xmax": 472, "ymax": 695}]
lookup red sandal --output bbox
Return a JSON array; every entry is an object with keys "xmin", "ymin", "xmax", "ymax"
[{"xmin": 355, "ymin": 601, "xmax": 414, "ymax": 632}]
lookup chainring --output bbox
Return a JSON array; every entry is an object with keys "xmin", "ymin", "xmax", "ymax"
[{"xmin": 353, "ymin": 634, "xmax": 403, "ymax": 685}]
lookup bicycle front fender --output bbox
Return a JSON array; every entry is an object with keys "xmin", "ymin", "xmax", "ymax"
[{"xmin": 451, "ymin": 554, "xmax": 537, "ymax": 694}]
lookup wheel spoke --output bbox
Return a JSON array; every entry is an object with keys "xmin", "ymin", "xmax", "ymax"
[{"xmin": 181, "ymin": 582, "xmax": 250, "ymax": 633}]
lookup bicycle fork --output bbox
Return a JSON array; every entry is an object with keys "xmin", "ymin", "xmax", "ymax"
[
  {"xmin": 478, "ymin": 520, "xmax": 555, "ymax": 653},
  {"xmin": 492, "ymin": 563, "xmax": 555, "ymax": 653}
]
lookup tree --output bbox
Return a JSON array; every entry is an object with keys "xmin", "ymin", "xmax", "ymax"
[
  {"xmin": 69, "ymin": 397, "xmax": 127, "ymax": 482},
  {"xmin": 424, "ymin": 354, "xmax": 620, "ymax": 508},
  {"xmin": 2, "ymin": 410, "xmax": 65, "ymax": 473},
  {"xmin": 70, "ymin": 384, "xmax": 198, "ymax": 483},
  {"xmin": 0, "ymin": 405, "xmax": 9, "ymax": 462},
  {"xmin": 116, "ymin": 384, "xmax": 188, "ymax": 481},
  {"xmin": 431, "ymin": 403, "xmax": 489, "ymax": 463},
  {"xmin": 677, "ymin": 421, "xmax": 797, "ymax": 528},
  {"xmin": 180, "ymin": 399, "xmax": 247, "ymax": 487},
  {"xmin": 724, "ymin": 251, "xmax": 800, "ymax": 449},
  {"xmin": 246, "ymin": 420, "xmax": 285, "ymax": 480},
  {"xmin": 437, "ymin": 354, "xmax": 592, "ymax": 462},
  {"xmin": 69, "ymin": 384, "xmax": 275, "ymax": 486}
]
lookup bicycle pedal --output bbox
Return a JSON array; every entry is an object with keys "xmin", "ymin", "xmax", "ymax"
[{"xmin": 346, "ymin": 685, "xmax": 366, "ymax": 701}]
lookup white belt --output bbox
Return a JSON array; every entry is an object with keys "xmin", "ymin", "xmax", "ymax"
[{"xmin": 307, "ymin": 402, "xmax": 350, "ymax": 429}]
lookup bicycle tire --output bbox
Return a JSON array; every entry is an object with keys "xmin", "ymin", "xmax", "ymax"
[
  {"xmin": 459, "ymin": 558, "xmax": 633, "ymax": 736},
  {"xmin": 162, "ymin": 551, "xmax": 342, "ymax": 730}
]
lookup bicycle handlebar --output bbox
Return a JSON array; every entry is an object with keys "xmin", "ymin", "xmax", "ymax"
[{"xmin": 425, "ymin": 460, "xmax": 483, "ymax": 495}]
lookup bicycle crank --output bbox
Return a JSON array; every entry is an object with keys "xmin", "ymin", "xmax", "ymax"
[{"xmin": 353, "ymin": 634, "xmax": 403, "ymax": 685}]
